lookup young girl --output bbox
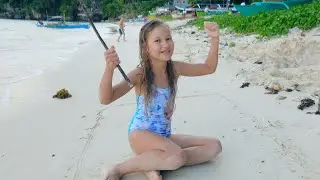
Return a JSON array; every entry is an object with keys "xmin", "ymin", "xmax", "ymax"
[{"xmin": 100, "ymin": 19, "xmax": 222, "ymax": 180}]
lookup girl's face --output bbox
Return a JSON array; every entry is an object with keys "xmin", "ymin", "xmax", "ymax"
[{"xmin": 146, "ymin": 25, "xmax": 174, "ymax": 62}]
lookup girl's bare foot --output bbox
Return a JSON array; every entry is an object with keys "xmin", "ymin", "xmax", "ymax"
[
  {"xmin": 144, "ymin": 171, "xmax": 162, "ymax": 180},
  {"xmin": 103, "ymin": 166, "xmax": 121, "ymax": 180}
]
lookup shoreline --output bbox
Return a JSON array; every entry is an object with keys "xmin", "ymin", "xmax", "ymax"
[{"xmin": 0, "ymin": 19, "xmax": 119, "ymax": 108}]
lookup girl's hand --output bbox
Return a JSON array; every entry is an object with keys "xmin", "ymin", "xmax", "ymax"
[
  {"xmin": 204, "ymin": 21, "xmax": 219, "ymax": 38},
  {"xmin": 165, "ymin": 101, "xmax": 174, "ymax": 120},
  {"xmin": 104, "ymin": 46, "xmax": 120, "ymax": 71},
  {"xmin": 165, "ymin": 110, "xmax": 173, "ymax": 120}
]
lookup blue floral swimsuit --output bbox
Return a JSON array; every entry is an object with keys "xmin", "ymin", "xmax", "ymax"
[{"xmin": 128, "ymin": 85, "xmax": 172, "ymax": 137}]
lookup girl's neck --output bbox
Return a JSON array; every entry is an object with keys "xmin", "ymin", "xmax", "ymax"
[{"xmin": 151, "ymin": 60, "xmax": 167, "ymax": 76}]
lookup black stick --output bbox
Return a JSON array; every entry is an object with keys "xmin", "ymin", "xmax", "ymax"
[{"xmin": 79, "ymin": 1, "xmax": 133, "ymax": 87}]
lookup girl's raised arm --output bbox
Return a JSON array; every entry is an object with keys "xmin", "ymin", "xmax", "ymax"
[{"xmin": 174, "ymin": 22, "xmax": 219, "ymax": 77}]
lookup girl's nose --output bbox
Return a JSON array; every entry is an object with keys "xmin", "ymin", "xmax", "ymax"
[{"xmin": 161, "ymin": 41, "xmax": 169, "ymax": 48}]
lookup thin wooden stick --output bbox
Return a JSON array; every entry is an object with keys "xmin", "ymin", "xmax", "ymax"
[{"xmin": 79, "ymin": 1, "xmax": 133, "ymax": 87}]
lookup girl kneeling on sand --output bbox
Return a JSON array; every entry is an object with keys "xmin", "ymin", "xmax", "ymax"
[{"xmin": 99, "ymin": 19, "xmax": 222, "ymax": 180}]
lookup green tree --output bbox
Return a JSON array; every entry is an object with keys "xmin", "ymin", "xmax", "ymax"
[{"xmin": 102, "ymin": 0, "xmax": 124, "ymax": 19}]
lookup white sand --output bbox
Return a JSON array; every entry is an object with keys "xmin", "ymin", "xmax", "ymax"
[
  {"xmin": 0, "ymin": 19, "xmax": 320, "ymax": 180},
  {"xmin": 221, "ymin": 26, "xmax": 320, "ymax": 96}
]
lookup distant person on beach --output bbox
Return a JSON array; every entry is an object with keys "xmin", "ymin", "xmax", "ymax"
[
  {"xmin": 117, "ymin": 17, "xmax": 126, "ymax": 42},
  {"xmin": 100, "ymin": 19, "xmax": 221, "ymax": 180}
]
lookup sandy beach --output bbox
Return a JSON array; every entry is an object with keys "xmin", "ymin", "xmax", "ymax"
[{"xmin": 0, "ymin": 19, "xmax": 320, "ymax": 180}]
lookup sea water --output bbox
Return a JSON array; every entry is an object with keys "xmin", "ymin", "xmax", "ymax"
[{"xmin": 0, "ymin": 19, "xmax": 115, "ymax": 106}]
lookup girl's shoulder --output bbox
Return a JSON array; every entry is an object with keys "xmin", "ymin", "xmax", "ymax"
[
  {"xmin": 135, "ymin": 66, "xmax": 144, "ymax": 76},
  {"xmin": 130, "ymin": 67, "xmax": 144, "ymax": 95},
  {"xmin": 130, "ymin": 66, "xmax": 143, "ymax": 85},
  {"xmin": 170, "ymin": 60, "xmax": 180, "ymax": 77}
]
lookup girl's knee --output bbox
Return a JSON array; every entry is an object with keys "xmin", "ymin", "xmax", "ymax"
[{"xmin": 166, "ymin": 149, "xmax": 187, "ymax": 170}]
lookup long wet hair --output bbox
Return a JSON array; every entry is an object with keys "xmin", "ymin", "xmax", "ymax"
[{"xmin": 138, "ymin": 19, "xmax": 178, "ymax": 110}]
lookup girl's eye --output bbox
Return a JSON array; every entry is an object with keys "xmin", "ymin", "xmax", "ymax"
[
  {"xmin": 155, "ymin": 39, "xmax": 160, "ymax": 42},
  {"xmin": 166, "ymin": 37, "xmax": 172, "ymax": 40}
]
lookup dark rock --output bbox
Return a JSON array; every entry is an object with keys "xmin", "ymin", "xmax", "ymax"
[
  {"xmin": 306, "ymin": 97, "xmax": 320, "ymax": 115},
  {"xmin": 286, "ymin": 88, "xmax": 293, "ymax": 92},
  {"xmin": 240, "ymin": 82, "xmax": 250, "ymax": 88},
  {"xmin": 298, "ymin": 98, "xmax": 315, "ymax": 110}
]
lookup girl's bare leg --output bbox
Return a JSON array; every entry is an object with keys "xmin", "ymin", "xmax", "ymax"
[
  {"xmin": 169, "ymin": 134, "xmax": 222, "ymax": 166},
  {"xmin": 103, "ymin": 130, "xmax": 187, "ymax": 180},
  {"xmin": 132, "ymin": 138, "xmax": 162, "ymax": 180},
  {"xmin": 103, "ymin": 132, "xmax": 222, "ymax": 180}
]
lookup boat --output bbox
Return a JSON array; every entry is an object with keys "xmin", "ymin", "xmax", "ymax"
[
  {"xmin": 206, "ymin": 9, "xmax": 229, "ymax": 15},
  {"xmin": 234, "ymin": 0, "xmax": 313, "ymax": 16},
  {"xmin": 175, "ymin": 5, "xmax": 199, "ymax": 12},
  {"xmin": 36, "ymin": 22, "xmax": 90, "ymax": 29},
  {"xmin": 193, "ymin": 3, "xmax": 229, "ymax": 16}
]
